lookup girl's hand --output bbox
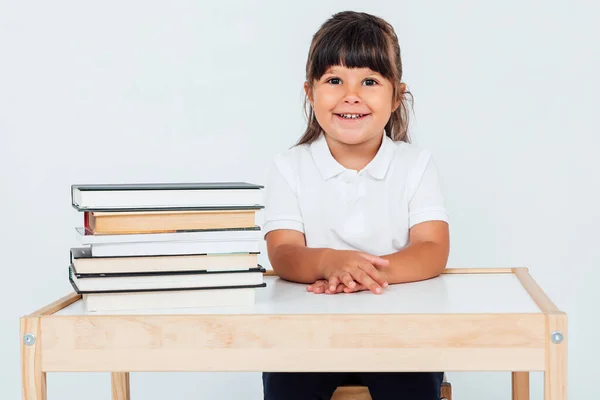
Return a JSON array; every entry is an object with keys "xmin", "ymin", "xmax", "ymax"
[
  {"xmin": 307, "ymin": 279, "xmax": 336, "ymax": 294},
  {"xmin": 307, "ymin": 279, "xmax": 369, "ymax": 294},
  {"xmin": 318, "ymin": 250, "xmax": 389, "ymax": 294}
]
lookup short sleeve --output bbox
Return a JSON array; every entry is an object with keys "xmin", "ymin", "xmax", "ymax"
[
  {"xmin": 262, "ymin": 155, "xmax": 305, "ymax": 237},
  {"xmin": 407, "ymin": 151, "xmax": 449, "ymax": 228}
]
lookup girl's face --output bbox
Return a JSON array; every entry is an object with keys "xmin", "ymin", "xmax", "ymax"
[{"xmin": 305, "ymin": 65, "xmax": 402, "ymax": 147}]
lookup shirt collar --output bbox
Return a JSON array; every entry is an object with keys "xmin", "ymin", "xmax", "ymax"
[{"xmin": 309, "ymin": 133, "xmax": 396, "ymax": 181}]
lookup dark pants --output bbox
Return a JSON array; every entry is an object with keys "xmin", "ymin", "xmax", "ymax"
[{"xmin": 262, "ymin": 372, "xmax": 444, "ymax": 400}]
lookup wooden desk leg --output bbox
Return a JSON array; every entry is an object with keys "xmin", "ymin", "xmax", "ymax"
[
  {"xmin": 20, "ymin": 317, "xmax": 46, "ymax": 400},
  {"xmin": 545, "ymin": 314, "xmax": 567, "ymax": 400},
  {"xmin": 512, "ymin": 372, "xmax": 529, "ymax": 400},
  {"xmin": 111, "ymin": 373, "xmax": 131, "ymax": 400}
]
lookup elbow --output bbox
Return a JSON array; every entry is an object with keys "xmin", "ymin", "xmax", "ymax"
[
  {"xmin": 267, "ymin": 244, "xmax": 308, "ymax": 283},
  {"xmin": 421, "ymin": 240, "xmax": 449, "ymax": 280},
  {"xmin": 267, "ymin": 245, "xmax": 285, "ymax": 277},
  {"xmin": 432, "ymin": 245, "xmax": 449, "ymax": 278},
  {"xmin": 430, "ymin": 263, "xmax": 447, "ymax": 279}
]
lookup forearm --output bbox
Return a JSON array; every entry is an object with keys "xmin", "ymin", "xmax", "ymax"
[
  {"xmin": 380, "ymin": 241, "xmax": 449, "ymax": 284},
  {"xmin": 269, "ymin": 244, "xmax": 330, "ymax": 283}
]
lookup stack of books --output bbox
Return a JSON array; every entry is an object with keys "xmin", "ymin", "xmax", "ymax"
[{"xmin": 68, "ymin": 182, "xmax": 266, "ymax": 312}]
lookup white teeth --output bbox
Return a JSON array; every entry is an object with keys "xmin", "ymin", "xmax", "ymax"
[{"xmin": 340, "ymin": 114, "xmax": 363, "ymax": 119}]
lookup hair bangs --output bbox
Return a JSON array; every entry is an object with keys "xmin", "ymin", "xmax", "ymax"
[{"xmin": 309, "ymin": 22, "xmax": 394, "ymax": 81}]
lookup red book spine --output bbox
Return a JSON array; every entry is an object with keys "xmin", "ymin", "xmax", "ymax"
[{"xmin": 84, "ymin": 211, "xmax": 91, "ymax": 233}]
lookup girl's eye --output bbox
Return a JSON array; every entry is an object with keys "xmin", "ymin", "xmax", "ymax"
[{"xmin": 324, "ymin": 78, "xmax": 378, "ymax": 86}]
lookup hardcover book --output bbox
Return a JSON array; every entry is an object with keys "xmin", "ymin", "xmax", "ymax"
[{"xmin": 71, "ymin": 182, "xmax": 264, "ymax": 210}]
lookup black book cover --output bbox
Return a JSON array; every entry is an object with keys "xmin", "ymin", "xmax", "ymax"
[
  {"xmin": 69, "ymin": 267, "xmax": 267, "ymax": 295},
  {"xmin": 70, "ymin": 247, "xmax": 260, "ymax": 260},
  {"xmin": 71, "ymin": 182, "xmax": 264, "ymax": 211},
  {"xmin": 69, "ymin": 261, "xmax": 266, "ymax": 278},
  {"xmin": 72, "ymin": 204, "xmax": 265, "ymax": 212},
  {"xmin": 71, "ymin": 182, "xmax": 264, "ymax": 191}
]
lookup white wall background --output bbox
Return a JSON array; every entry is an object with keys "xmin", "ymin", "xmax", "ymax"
[{"xmin": 1, "ymin": 0, "xmax": 598, "ymax": 399}]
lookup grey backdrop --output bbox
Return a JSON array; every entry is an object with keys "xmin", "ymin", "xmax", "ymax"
[{"xmin": 1, "ymin": 0, "xmax": 598, "ymax": 399}]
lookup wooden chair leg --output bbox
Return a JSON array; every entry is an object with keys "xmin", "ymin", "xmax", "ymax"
[
  {"xmin": 512, "ymin": 372, "xmax": 529, "ymax": 400},
  {"xmin": 331, "ymin": 386, "xmax": 371, "ymax": 400},
  {"xmin": 441, "ymin": 381, "xmax": 452, "ymax": 400},
  {"xmin": 111, "ymin": 372, "xmax": 130, "ymax": 400},
  {"xmin": 331, "ymin": 381, "xmax": 452, "ymax": 400}
]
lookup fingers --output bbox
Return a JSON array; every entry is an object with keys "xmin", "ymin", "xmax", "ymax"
[
  {"xmin": 324, "ymin": 272, "xmax": 356, "ymax": 293},
  {"xmin": 328, "ymin": 276, "xmax": 340, "ymax": 292},
  {"xmin": 307, "ymin": 279, "xmax": 328, "ymax": 294},
  {"xmin": 353, "ymin": 268, "xmax": 382, "ymax": 294},
  {"xmin": 308, "ymin": 280, "xmax": 346, "ymax": 295},
  {"xmin": 323, "ymin": 268, "xmax": 354, "ymax": 291},
  {"xmin": 359, "ymin": 261, "xmax": 388, "ymax": 288},
  {"xmin": 344, "ymin": 283, "xmax": 367, "ymax": 293},
  {"xmin": 307, "ymin": 279, "xmax": 345, "ymax": 294},
  {"xmin": 359, "ymin": 252, "xmax": 390, "ymax": 268},
  {"xmin": 340, "ymin": 271, "xmax": 356, "ymax": 289},
  {"xmin": 322, "ymin": 266, "xmax": 385, "ymax": 295},
  {"xmin": 325, "ymin": 283, "xmax": 345, "ymax": 294},
  {"xmin": 308, "ymin": 277, "xmax": 371, "ymax": 295},
  {"xmin": 374, "ymin": 258, "xmax": 390, "ymax": 267},
  {"xmin": 353, "ymin": 258, "xmax": 392, "ymax": 294},
  {"xmin": 313, "ymin": 250, "xmax": 391, "ymax": 295}
]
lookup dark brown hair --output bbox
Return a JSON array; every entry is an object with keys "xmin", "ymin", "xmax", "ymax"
[{"xmin": 297, "ymin": 11, "xmax": 413, "ymax": 146}]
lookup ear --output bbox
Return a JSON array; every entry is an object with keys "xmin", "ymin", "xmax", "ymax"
[
  {"xmin": 304, "ymin": 81, "xmax": 314, "ymax": 107},
  {"xmin": 392, "ymin": 83, "xmax": 407, "ymax": 112}
]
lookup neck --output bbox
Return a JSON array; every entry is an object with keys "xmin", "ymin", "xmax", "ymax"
[{"xmin": 325, "ymin": 133, "xmax": 383, "ymax": 171}]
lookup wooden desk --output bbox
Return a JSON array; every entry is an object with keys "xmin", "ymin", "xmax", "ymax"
[{"xmin": 20, "ymin": 268, "xmax": 567, "ymax": 400}]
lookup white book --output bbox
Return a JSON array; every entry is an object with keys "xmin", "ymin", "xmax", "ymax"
[
  {"xmin": 89, "ymin": 239, "xmax": 262, "ymax": 257},
  {"xmin": 71, "ymin": 182, "xmax": 263, "ymax": 210},
  {"xmin": 75, "ymin": 226, "xmax": 262, "ymax": 244},
  {"xmin": 70, "ymin": 247, "xmax": 260, "ymax": 274},
  {"xmin": 70, "ymin": 267, "xmax": 264, "ymax": 292},
  {"xmin": 83, "ymin": 287, "xmax": 257, "ymax": 312}
]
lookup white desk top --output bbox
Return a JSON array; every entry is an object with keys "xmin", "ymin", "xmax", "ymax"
[{"xmin": 54, "ymin": 273, "xmax": 541, "ymax": 316}]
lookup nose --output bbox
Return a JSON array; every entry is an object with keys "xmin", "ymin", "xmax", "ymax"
[{"xmin": 343, "ymin": 86, "xmax": 362, "ymax": 104}]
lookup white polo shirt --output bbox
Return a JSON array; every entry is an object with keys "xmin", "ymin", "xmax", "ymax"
[{"xmin": 263, "ymin": 133, "xmax": 448, "ymax": 256}]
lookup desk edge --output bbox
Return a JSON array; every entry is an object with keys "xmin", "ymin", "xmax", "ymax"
[
  {"xmin": 25, "ymin": 292, "xmax": 82, "ymax": 317},
  {"xmin": 513, "ymin": 267, "xmax": 562, "ymax": 315},
  {"xmin": 264, "ymin": 267, "xmax": 515, "ymax": 277}
]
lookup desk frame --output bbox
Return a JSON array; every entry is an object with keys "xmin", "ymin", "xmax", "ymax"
[{"xmin": 20, "ymin": 268, "xmax": 567, "ymax": 400}]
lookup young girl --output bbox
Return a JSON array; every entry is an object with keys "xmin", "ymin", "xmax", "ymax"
[{"xmin": 262, "ymin": 10, "xmax": 449, "ymax": 400}]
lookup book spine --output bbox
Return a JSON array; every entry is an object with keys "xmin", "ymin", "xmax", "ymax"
[{"xmin": 84, "ymin": 212, "xmax": 91, "ymax": 233}]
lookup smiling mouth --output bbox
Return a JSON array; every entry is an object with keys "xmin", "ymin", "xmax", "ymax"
[{"xmin": 334, "ymin": 113, "xmax": 370, "ymax": 120}]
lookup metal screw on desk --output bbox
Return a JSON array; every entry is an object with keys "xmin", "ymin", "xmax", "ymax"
[
  {"xmin": 551, "ymin": 331, "xmax": 564, "ymax": 344},
  {"xmin": 23, "ymin": 333, "xmax": 36, "ymax": 346}
]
